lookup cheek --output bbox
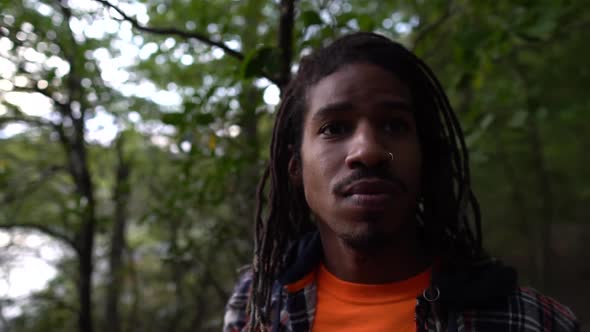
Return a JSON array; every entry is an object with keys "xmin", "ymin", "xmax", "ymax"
[
  {"xmin": 300, "ymin": 160, "xmax": 323, "ymax": 215},
  {"xmin": 411, "ymin": 141, "xmax": 423, "ymax": 170},
  {"xmin": 396, "ymin": 139, "xmax": 422, "ymax": 189},
  {"xmin": 414, "ymin": 152, "xmax": 423, "ymax": 189},
  {"xmin": 300, "ymin": 140, "xmax": 342, "ymax": 206},
  {"xmin": 301, "ymin": 150, "xmax": 330, "ymax": 193},
  {"xmin": 408, "ymin": 142, "xmax": 423, "ymax": 191}
]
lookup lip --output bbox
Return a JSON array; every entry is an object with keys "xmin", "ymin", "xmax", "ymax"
[
  {"xmin": 340, "ymin": 178, "xmax": 399, "ymax": 210},
  {"xmin": 345, "ymin": 193, "xmax": 394, "ymax": 209},
  {"xmin": 342, "ymin": 178, "xmax": 399, "ymax": 196}
]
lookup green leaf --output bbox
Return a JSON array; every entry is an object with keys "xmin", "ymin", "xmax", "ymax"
[
  {"xmin": 193, "ymin": 113, "xmax": 215, "ymax": 126},
  {"xmin": 301, "ymin": 10, "xmax": 323, "ymax": 27},
  {"xmin": 240, "ymin": 46, "xmax": 281, "ymax": 79},
  {"xmin": 357, "ymin": 14, "xmax": 375, "ymax": 31},
  {"xmin": 183, "ymin": 101, "xmax": 197, "ymax": 113},
  {"xmin": 480, "ymin": 113, "xmax": 495, "ymax": 130},
  {"xmin": 334, "ymin": 13, "xmax": 356, "ymax": 28},
  {"xmin": 509, "ymin": 110, "xmax": 528, "ymax": 128},
  {"xmin": 161, "ymin": 112, "xmax": 184, "ymax": 125},
  {"xmin": 525, "ymin": 19, "xmax": 557, "ymax": 39}
]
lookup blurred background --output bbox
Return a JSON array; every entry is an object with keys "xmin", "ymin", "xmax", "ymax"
[{"xmin": 0, "ymin": 0, "xmax": 588, "ymax": 331}]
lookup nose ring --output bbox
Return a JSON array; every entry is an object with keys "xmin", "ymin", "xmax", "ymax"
[{"xmin": 388, "ymin": 152, "xmax": 394, "ymax": 161}]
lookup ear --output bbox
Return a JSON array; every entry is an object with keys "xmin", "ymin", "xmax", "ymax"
[{"xmin": 288, "ymin": 144, "xmax": 302, "ymax": 185}]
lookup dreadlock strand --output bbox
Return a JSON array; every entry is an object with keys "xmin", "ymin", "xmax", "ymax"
[
  {"xmin": 419, "ymin": 60, "xmax": 472, "ymax": 182},
  {"xmin": 414, "ymin": 62, "xmax": 467, "ymax": 189},
  {"xmin": 413, "ymin": 60, "xmax": 482, "ymax": 248},
  {"xmin": 248, "ymin": 88, "xmax": 302, "ymax": 330},
  {"xmin": 469, "ymin": 189, "xmax": 483, "ymax": 252}
]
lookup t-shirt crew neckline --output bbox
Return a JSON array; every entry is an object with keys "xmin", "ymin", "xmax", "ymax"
[{"xmin": 317, "ymin": 263, "xmax": 432, "ymax": 304}]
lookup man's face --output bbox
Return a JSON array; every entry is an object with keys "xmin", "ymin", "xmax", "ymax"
[{"xmin": 297, "ymin": 62, "xmax": 422, "ymax": 250}]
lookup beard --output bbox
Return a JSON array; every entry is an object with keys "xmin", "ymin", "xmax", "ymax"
[
  {"xmin": 339, "ymin": 223, "xmax": 394, "ymax": 253},
  {"xmin": 337, "ymin": 212, "xmax": 419, "ymax": 254}
]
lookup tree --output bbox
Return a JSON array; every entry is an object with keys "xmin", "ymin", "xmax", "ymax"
[
  {"xmin": 0, "ymin": 1, "xmax": 150, "ymax": 331},
  {"xmin": 1, "ymin": 0, "xmax": 588, "ymax": 330}
]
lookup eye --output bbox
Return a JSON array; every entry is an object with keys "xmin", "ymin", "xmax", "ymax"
[
  {"xmin": 384, "ymin": 118, "xmax": 410, "ymax": 135},
  {"xmin": 319, "ymin": 121, "xmax": 349, "ymax": 137}
]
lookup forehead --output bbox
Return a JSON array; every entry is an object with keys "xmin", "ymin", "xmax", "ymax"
[{"xmin": 306, "ymin": 62, "xmax": 412, "ymax": 118}]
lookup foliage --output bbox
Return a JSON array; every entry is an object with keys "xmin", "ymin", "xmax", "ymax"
[{"xmin": 0, "ymin": 0, "xmax": 588, "ymax": 331}]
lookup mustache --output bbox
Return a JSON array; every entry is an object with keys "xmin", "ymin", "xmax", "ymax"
[{"xmin": 333, "ymin": 167, "xmax": 408, "ymax": 194}]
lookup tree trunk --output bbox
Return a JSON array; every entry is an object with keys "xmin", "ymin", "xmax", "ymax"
[
  {"xmin": 495, "ymin": 134, "xmax": 536, "ymax": 273},
  {"xmin": 105, "ymin": 137, "xmax": 130, "ymax": 332},
  {"xmin": 71, "ymin": 138, "xmax": 96, "ymax": 332},
  {"xmin": 277, "ymin": 0, "xmax": 295, "ymax": 90},
  {"xmin": 126, "ymin": 248, "xmax": 141, "ymax": 332},
  {"xmin": 526, "ymin": 102, "xmax": 554, "ymax": 290},
  {"xmin": 78, "ymin": 210, "xmax": 95, "ymax": 332},
  {"xmin": 236, "ymin": 0, "xmax": 265, "ymax": 237},
  {"xmin": 168, "ymin": 220, "xmax": 184, "ymax": 332},
  {"xmin": 512, "ymin": 60, "xmax": 554, "ymax": 290}
]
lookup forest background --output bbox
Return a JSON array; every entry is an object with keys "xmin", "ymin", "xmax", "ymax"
[{"xmin": 0, "ymin": 0, "xmax": 588, "ymax": 331}]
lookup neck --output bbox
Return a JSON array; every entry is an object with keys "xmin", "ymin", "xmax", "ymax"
[{"xmin": 319, "ymin": 221, "xmax": 431, "ymax": 284}]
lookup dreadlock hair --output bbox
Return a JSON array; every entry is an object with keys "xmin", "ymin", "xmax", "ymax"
[{"xmin": 248, "ymin": 32, "xmax": 485, "ymax": 330}]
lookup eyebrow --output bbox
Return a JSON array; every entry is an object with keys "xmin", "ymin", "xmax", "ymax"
[{"xmin": 311, "ymin": 99, "xmax": 412, "ymax": 122}]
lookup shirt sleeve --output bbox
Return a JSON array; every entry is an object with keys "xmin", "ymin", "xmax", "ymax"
[
  {"xmin": 518, "ymin": 287, "xmax": 580, "ymax": 332},
  {"xmin": 223, "ymin": 267, "xmax": 253, "ymax": 332}
]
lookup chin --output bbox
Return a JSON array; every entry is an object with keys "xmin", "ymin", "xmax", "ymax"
[
  {"xmin": 339, "ymin": 225, "xmax": 392, "ymax": 252},
  {"xmin": 338, "ymin": 215, "xmax": 412, "ymax": 252}
]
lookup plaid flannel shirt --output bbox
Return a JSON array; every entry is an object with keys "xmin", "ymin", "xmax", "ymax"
[
  {"xmin": 223, "ymin": 270, "xmax": 579, "ymax": 332},
  {"xmin": 224, "ymin": 234, "xmax": 579, "ymax": 332}
]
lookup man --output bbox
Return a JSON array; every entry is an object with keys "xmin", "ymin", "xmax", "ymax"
[{"xmin": 224, "ymin": 32, "xmax": 579, "ymax": 332}]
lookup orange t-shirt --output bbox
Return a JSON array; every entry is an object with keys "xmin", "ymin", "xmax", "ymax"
[{"xmin": 311, "ymin": 264, "xmax": 431, "ymax": 332}]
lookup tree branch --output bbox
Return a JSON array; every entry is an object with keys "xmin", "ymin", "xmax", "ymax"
[
  {"xmin": 2, "ymin": 165, "xmax": 66, "ymax": 205},
  {"xmin": 412, "ymin": 0, "xmax": 454, "ymax": 50},
  {"xmin": 32, "ymin": 292, "xmax": 78, "ymax": 313},
  {"xmin": 93, "ymin": 0, "xmax": 245, "ymax": 61},
  {"xmin": 0, "ymin": 100, "xmax": 71, "ymax": 150},
  {"xmin": 11, "ymin": 85, "xmax": 69, "ymax": 112},
  {"xmin": 0, "ymin": 115, "xmax": 54, "ymax": 128},
  {"xmin": 0, "ymin": 223, "xmax": 77, "ymax": 250}
]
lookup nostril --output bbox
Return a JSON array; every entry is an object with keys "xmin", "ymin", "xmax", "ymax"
[
  {"xmin": 346, "ymin": 153, "xmax": 392, "ymax": 169},
  {"xmin": 348, "ymin": 160, "xmax": 365, "ymax": 170},
  {"xmin": 346, "ymin": 148, "xmax": 391, "ymax": 169}
]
